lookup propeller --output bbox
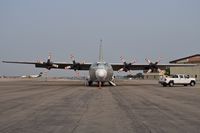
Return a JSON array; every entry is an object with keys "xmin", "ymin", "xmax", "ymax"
[
  {"xmin": 145, "ymin": 58, "xmax": 162, "ymax": 73},
  {"xmin": 37, "ymin": 53, "xmax": 58, "ymax": 70},
  {"xmin": 118, "ymin": 56, "xmax": 136, "ymax": 73},
  {"xmin": 65, "ymin": 54, "xmax": 84, "ymax": 78}
]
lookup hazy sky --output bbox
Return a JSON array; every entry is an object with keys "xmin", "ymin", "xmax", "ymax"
[{"xmin": 0, "ymin": 0, "xmax": 200, "ymax": 76}]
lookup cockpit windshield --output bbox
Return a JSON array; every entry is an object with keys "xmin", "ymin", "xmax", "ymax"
[{"xmin": 91, "ymin": 62, "xmax": 109, "ymax": 69}]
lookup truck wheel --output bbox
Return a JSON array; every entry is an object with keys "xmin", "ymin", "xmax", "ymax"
[
  {"xmin": 162, "ymin": 84, "xmax": 167, "ymax": 87},
  {"xmin": 190, "ymin": 81, "xmax": 195, "ymax": 86},
  {"xmin": 169, "ymin": 82, "xmax": 174, "ymax": 87}
]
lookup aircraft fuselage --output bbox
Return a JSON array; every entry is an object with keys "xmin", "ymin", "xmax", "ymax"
[{"xmin": 89, "ymin": 62, "xmax": 113, "ymax": 84}]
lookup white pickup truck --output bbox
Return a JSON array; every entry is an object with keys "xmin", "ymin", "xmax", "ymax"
[{"xmin": 159, "ymin": 74, "xmax": 196, "ymax": 87}]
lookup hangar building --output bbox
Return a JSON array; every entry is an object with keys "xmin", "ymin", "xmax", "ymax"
[{"xmin": 170, "ymin": 54, "xmax": 200, "ymax": 81}]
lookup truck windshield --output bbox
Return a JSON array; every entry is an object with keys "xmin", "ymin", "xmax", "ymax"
[{"xmin": 172, "ymin": 75, "xmax": 178, "ymax": 78}]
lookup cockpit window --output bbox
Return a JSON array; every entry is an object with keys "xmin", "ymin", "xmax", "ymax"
[
  {"xmin": 92, "ymin": 62, "xmax": 109, "ymax": 69},
  {"xmin": 96, "ymin": 62, "xmax": 107, "ymax": 66}
]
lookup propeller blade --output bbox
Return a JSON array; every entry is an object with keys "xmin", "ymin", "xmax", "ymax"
[
  {"xmin": 80, "ymin": 61, "xmax": 85, "ymax": 64},
  {"xmin": 120, "ymin": 56, "xmax": 126, "ymax": 63},
  {"xmin": 147, "ymin": 69, "xmax": 152, "ymax": 73},
  {"xmin": 70, "ymin": 54, "xmax": 75, "ymax": 61},
  {"xmin": 65, "ymin": 66, "xmax": 71, "ymax": 70},
  {"xmin": 159, "ymin": 70, "xmax": 165, "ymax": 75},
  {"xmin": 48, "ymin": 53, "xmax": 51, "ymax": 60},
  {"xmin": 131, "ymin": 58, "xmax": 136, "ymax": 64},
  {"xmin": 118, "ymin": 68, "xmax": 124, "ymax": 72},
  {"xmin": 52, "ymin": 64, "xmax": 59, "ymax": 68},
  {"xmin": 47, "ymin": 52, "xmax": 52, "ymax": 62},
  {"xmin": 156, "ymin": 60, "xmax": 161, "ymax": 64},
  {"xmin": 157, "ymin": 68, "xmax": 162, "ymax": 73},
  {"xmin": 37, "ymin": 58, "xmax": 44, "ymax": 64},
  {"xmin": 37, "ymin": 61, "xmax": 44, "ymax": 64},
  {"xmin": 145, "ymin": 58, "xmax": 152, "ymax": 64},
  {"xmin": 157, "ymin": 57, "xmax": 163, "ymax": 63}
]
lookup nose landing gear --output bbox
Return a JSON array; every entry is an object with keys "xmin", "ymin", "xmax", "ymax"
[{"xmin": 98, "ymin": 82, "xmax": 102, "ymax": 89}]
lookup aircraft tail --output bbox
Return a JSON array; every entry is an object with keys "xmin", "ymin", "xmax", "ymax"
[
  {"xmin": 99, "ymin": 39, "xmax": 104, "ymax": 62},
  {"xmin": 39, "ymin": 72, "xmax": 43, "ymax": 77}
]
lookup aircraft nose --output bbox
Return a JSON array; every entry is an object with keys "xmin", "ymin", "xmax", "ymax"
[{"xmin": 95, "ymin": 69, "xmax": 107, "ymax": 80}]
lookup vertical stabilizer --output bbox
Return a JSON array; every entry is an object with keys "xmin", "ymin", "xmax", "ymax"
[{"xmin": 99, "ymin": 39, "xmax": 104, "ymax": 62}]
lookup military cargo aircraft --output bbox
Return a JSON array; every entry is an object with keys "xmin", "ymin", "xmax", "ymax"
[{"xmin": 2, "ymin": 43, "xmax": 196, "ymax": 87}]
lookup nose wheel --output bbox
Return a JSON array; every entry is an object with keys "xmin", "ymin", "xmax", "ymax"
[{"xmin": 98, "ymin": 82, "xmax": 102, "ymax": 89}]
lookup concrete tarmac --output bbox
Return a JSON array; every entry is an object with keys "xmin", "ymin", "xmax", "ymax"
[{"xmin": 0, "ymin": 79, "xmax": 200, "ymax": 133}]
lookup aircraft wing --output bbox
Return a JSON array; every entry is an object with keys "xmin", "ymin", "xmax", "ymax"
[
  {"xmin": 2, "ymin": 61, "xmax": 92, "ymax": 70},
  {"xmin": 3, "ymin": 61, "xmax": 196, "ymax": 71},
  {"xmin": 111, "ymin": 63, "xmax": 196, "ymax": 71},
  {"xmin": 2, "ymin": 61, "xmax": 37, "ymax": 64}
]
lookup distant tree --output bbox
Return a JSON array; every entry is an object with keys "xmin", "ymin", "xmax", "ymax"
[{"xmin": 165, "ymin": 68, "xmax": 170, "ymax": 76}]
